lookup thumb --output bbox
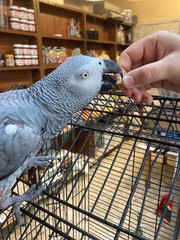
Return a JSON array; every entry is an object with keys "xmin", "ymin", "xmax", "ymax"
[{"xmin": 122, "ymin": 59, "xmax": 170, "ymax": 89}]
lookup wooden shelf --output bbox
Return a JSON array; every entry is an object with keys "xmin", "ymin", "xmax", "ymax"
[
  {"xmin": 0, "ymin": 66, "xmax": 40, "ymax": 71},
  {"xmin": 117, "ymin": 43, "xmax": 131, "ymax": 47},
  {"xmin": 86, "ymin": 12, "xmax": 111, "ymax": 21},
  {"xmin": 39, "ymin": 0, "xmax": 83, "ymax": 13},
  {"xmin": 41, "ymin": 34, "xmax": 85, "ymax": 42},
  {"xmin": 108, "ymin": 18, "xmax": 133, "ymax": 27},
  {"xmin": 0, "ymin": 28, "xmax": 37, "ymax": 37},
  {"xmin": 0, "ymin": 0, "xmax": 134, "ymax": 91},
  {"xmin": 87, "ymin": 39, "xmax": 115, "ymax": 45},
  {"xmin": 42, "ymin": 63, "xmax": 60, "ymax": 69}
]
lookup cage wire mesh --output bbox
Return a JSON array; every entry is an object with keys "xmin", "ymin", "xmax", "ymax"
[{"xmin": 0, "ymin": 85, "xmax": 179, "ymax": 240}]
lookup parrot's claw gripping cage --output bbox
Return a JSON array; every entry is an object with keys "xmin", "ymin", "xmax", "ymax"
[{"xmin": 0, "ymin": 86, "xmax": 179, "ymax": 240}]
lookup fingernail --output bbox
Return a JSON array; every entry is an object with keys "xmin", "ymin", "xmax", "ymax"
[{"xmin": 123, "ymin": 75, "xmax": 135, "ymax": 88}]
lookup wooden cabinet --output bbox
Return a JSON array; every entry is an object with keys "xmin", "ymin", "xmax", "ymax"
[
  {"xmin": 85, "ymin": 13, "xmax": 116, "ymax": 60},
  {"xmin": 0, "ymin": 0, "xmax": 40, "ymax": 91},
  {"xmin": 0, "ymin": 0, "xmax": 134, "ymax": 91}
]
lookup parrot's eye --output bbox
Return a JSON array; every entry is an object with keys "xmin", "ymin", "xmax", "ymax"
[{"xmin": 81, "ymin": 72, "xmax": 89, "ymax": 79}]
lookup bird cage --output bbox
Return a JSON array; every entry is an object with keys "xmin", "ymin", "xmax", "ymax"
[{"xmin": 0, "ymin": 89, "xmax": 179, "ymax": 240}]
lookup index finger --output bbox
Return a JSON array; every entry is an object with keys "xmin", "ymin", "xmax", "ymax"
[{"xmin": 119, "ymin": 34, "xmax": 159, "ymax": 72}]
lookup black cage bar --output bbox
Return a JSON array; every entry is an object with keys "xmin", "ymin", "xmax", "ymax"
[{"xmin": 0, "ymin": 89, "xmax": 179, "ymax": 240}]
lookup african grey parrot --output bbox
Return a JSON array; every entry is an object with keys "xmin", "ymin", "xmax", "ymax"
[{"xmin": 0, "ymin": 55, "xmax": 122, "ymax": 225}]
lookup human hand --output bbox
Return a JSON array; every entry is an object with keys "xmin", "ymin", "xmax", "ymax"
[{"xmin": 119, "ymin": 31, "xmax": 180, "ymax": 104}]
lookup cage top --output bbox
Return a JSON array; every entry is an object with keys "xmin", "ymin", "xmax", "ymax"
[{"xmin": 71, "ymin": 92, "xmax": 180, "ymax": 149}]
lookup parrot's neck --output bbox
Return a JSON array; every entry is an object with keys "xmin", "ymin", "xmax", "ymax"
[
  {"xmin": 29, "ymin": 73, "xmax": 92, "ymax": 114},
  {"xmin": 27, "ymin": 75, "xmax": 91, "ymax": 139}
]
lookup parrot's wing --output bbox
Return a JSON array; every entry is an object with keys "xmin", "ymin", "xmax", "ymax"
[
  {"xmin": 0, "ymin": 115, "xmax": 42, "ymax": 180},
  {"xmin": 0, "ymin": 90, "xmax": 20, "ymax": 101}
]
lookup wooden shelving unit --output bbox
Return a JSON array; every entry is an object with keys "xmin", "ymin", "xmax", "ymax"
[{"xmin": 0, "ymin": 0, "xmax": 134, "ymax": 91}]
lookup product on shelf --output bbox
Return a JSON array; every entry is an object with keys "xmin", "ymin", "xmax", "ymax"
[
  {"xmin": 9, "ymin": 5, "xmax": 35, "ymax": 32},
  {"xmin": 19, "ymin": 7, "xmax": 28, "ymax": 20},
  {"xmin": 67, "ymin": 18, "xmax": 81, "ymax": 38},
  {"xmin": 0, "ymin": 54, "xmax": 5, "ymax": 66},
  {"xmin": 122, "ymin": 9, "xmax": 132, "ymax": 23},
  {"xmin": 31, "ymin": 55, "xmax": 38, "ymax": 65},
  {"xmin": 13, "ymin": 44, "xmax": 39, "ymax": 66},
  {"xmin": 1, "ymin": 43, "xmax": 38, "ymax": 67},
  {"xmin": 15, "ymin": 55, "xmax": 24, "ymax": 66},
  {"xmin": 10, "ymin": 17, "xmax": 20, "ymax": 30},
  {"xmin": 4, "ymin": 54, "xmax": 15, "ymax": 66},
  {"xmin": 24, "ymin": 55, "xmax": 32, "ymax": 66},
  {"xmin": 20, "ymin": 19, "xmax": 29, "ymax": 31},
  {"xmin": 76, "ymin": 19, "xmax": 81, "ymax": 38},
  {"xmin": 116, "ymin": 51, "xmax": 121, "ymax": 62},
  {"xmin": 86, "ymin": 49, "xmax": 110, "ymax": 60},
  {"xmin": 99, "ymin": 50, "xmax": 110, "ymax": 60},
  {"xmin": 22, "ymin": 44, "xmax": 31, "ymax": 55},
  {"xmin": 43, "ymin": 46, "xmax": 67, "ymax": 64},
  {"xmin": 86, "ymin": 49, "xmax": 99, "ymax": 58},
  {"xmin": 9, "ymin": 5, "xmax": 19, "ymax": 18},
  {"xmin": 126, "ymin": 31, "xmax": 132, "ymax": 43},
  {"xmin": 86, "ymin": 29, "xmax": 99, "ymax": 40},
  {"xmin": 116, "ymin": 25, "xmax": 125, "ymax": 44},
  {"xmin": 68, "ymin": 18, "xmax": 77, "ymax": 37},
  {"xmin": 71, "ymin": 48, "xmax": 81, "ymax": 56},
  {"xmin": 10, "ymin": 6, "xmax": 35, "ymax": 21},
  {"xmin": 13, "ymin": 44, "xmax": 23, "ymax": 55},
  {"xmin": 28, "ymin": 20, "xmax": 35, "ymax": 32},
  {"xmin": 30, "ymin": 45, "xmax": 38, "ymax": 55},
  {"xmin": 0, "ymin": 0, "xmax": 8, "ymax": 28},
  {"xmin": 27, "ymin": 9, "xmax": 35, "ymax": 21}
]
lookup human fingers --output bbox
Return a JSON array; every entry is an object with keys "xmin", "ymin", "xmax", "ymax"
[
  {"xmin": 130, "ymin": 88, "xmax": 153, "ymax": 104},
  {"xmin": 119, "ymin": 84, "xmax": 153, "ymax": 104},
  {"xmin": 121, "ymin": 56, "xmax": 178, "ymax": 89},
  {"xmin": 119, "ymin": 33, "xmax": 159, "ymax": 72}
]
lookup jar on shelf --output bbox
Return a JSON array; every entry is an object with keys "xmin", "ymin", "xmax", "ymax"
[
  {"xmin": 30, "ymin": 45, "xmax": 38, "ymax": 56},
  {"xmin": 28, "ymin": 20, "xmax": 35, "ymax": 32},
  {"xmin": 4, "ymin": 54, "xmax": 15, "ymax": 66},
  {"xmin": 20, "ymin": 19, "xmax": 29, "ymax": 31},
  {"xmin": 15, "ymin": 55, "xmax": 24, "ymax": 66},
  {"xmin": 19, "ymin": 7, "xmax": 28, "ymax": 20},
  {"xmin": 9, "ymin": 5, "xmax": 19, "ymax": 18},
  {"xmin": 22, "ymin": 44, "xmax": 30, "ymax": 55},
  {"xmin": 0, "ymin": 54, "xmax": 5, "ymax": 67},
  {"xmin": 31, "ymin": 55, "xmax": 38, "ymax": 65},
  {"xmin": 13, "ymin": 44, "xmax": 23, "ymax": 55},
  {"xmin": 10, "ymin": 17, "xmax": 20, "ymax": 30},
  {"xmin": 24, "ymin": 55, "xmax": 32, "ymax": 65},
  {"xmin": 27, "ymin": 9, "xmax": 34, "ymax": 21},
  {"xmin": 86, "ymin": 29, "xmax": 98, "ymax": 40}
]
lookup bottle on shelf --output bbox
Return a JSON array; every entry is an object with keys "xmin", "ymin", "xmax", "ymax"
[
  {"xmin": 116, "ymin": 25, "xmax": 125, "ymax": 45},
  {"xmin": 76, "ymin": 19, "xmax": 81, "ymax": 38},
  {"xmin": 0, "ymin": 0, "xmax": 8, "ymax": 28},
  {"xmin": 68, "ymin": 18, "xmax": 77, "ymax": 37}
]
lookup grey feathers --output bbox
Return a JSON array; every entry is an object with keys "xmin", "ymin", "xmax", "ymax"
[{"xmin": 0, "ymin": 55, "xmax": 121, "ymax": 183}]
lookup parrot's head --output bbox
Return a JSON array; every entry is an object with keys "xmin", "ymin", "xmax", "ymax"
[
  {"xmin": 35, "ymin": 55, "xmax": 122, "ymax": 112},
  {"xmin": 55, "ymin": 55, "xmax": 122, "ymax": 98}
]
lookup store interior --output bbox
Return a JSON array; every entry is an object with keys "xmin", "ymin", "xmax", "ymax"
[{"xmin": 0, "ymin": 1, "xmax": 180, "ymax": 240}]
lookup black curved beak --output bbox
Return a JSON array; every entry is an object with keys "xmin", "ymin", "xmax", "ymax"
[{"xmin": 99, "ymin": 59, "xmax": 123, "ymax": 92}]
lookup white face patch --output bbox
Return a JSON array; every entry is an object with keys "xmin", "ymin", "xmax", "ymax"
[{"xmin": 5, "ymin": 124, "xmax": 18, "ymax": 136}]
